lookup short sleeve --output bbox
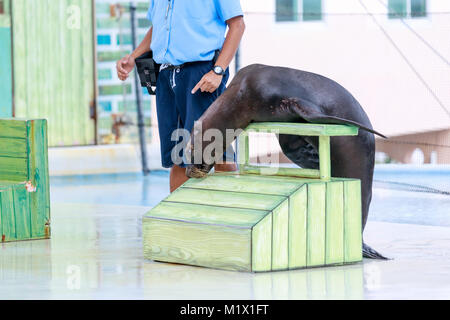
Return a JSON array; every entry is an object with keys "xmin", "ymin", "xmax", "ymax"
[
  {"xmin": 214, "ymin": 0, "xmax": 243, "ymax": 22},
  {"xmin": 146, "ymin": 0, "xmax": 154, "ymax": 21}
]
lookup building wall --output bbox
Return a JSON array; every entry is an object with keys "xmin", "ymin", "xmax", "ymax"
[
  {"xmin": 239, "ymin": 0, "xmax": 450, "ymax": 137},
  {"xmin": 10, "ymin": 0, "xmax": 96, "ymax": 147},
  {"xmin": 238, "ymin": 0, "xmax": 450, "ymax": 164},
  {"xmin": 376, "ymin": 129, "xmax": 450, "ymax": 164},
  {"xmin": 95, "ymin": 0, "xmax": 152, "ymax": 145}
]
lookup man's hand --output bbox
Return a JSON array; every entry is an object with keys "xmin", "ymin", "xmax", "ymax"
[
  {"xmin": 191, "ymin": 71, "xmax": 223, "ymax": 94},
  {"xmin": 116, "ymin": 54, "xmax": 136, "ymax": 81}
]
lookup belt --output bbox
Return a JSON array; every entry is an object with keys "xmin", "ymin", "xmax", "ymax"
[
  {"xmin": 160, "ymin": 50, "xmax": 221, "ymax": 72},
  {"xmin": 160, "ymin": 60, "xmax": 210, "ymax": 72}
]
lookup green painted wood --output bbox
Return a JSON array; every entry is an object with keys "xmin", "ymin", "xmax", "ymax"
[
  {"xmin": 325, "ymin": 181, "xmax": 344, "ymax": 265},
  {"xmin": 245, "ymin": 122, "xmax": 359, "ymax": 137},
  {"xmin": 11, "ymin": 0, "xmax": 96, "ymax": 146},
  {"xmin": 144, "ymin": 172, "xmax": 363, "ymax": 272},
  {"xmin": 344, "ymin": 180, "xmax": 363, "ymax": 263},
  {"xmin": 307, "ymin": 183, "xmax": 326, "ymax": 267},
  {"xmin": 0, "ymin": 119, "xmax": 50, "ymax": 242},
  {"xmin": 183, "ymin": 174, "xmax": 303, "ymax": 196},
  {"xmin": 237, "ymin": 130, "xmax": 249, "ymax": 174},
  {"xmin": 0, "ymin": 157, "xmax": 28, "ymax": 181},
  {"xmin": 241, "ymin": 165, "xmax": 320, "ymax": 179},
  {"xmin": 145, "ymin": 201, "xmax": 268, "ymax": 229},
  {"xmin": 272, "ymin": 199, "xmax": 289, "ymax": 271},
  {"xmin": 143, "ymin": 218, "xmax": 252, "ymax": 272},
  {"xmin": 319, "ymin": 135, "xmax": 331, "ymax": 180},
  {"xmin": 252, "ymin": 214, "xmax": 272, "ymax": 272},
  {"xmin": 0, "ymin": 187, "xmax": 15, "ymax": 241},
  {"xmin": 0, "ymin": 137, "xmax": 27, "ymax": 158},
  {"xmin": 167, "ymin": 188, "xmax": 286, "ymax": 211},
  {"xmin": 27, "ymin": 120, "xmax": 50, "ymax": 238},
  {"xmin": 238, "ymin": 123, "xmax": 358, "ymax": 180},
  {"xmin": 12, "ymin": 184, "xmax": 30, "ymax": 239},
  {"xmin": 288, "ymin": 185, "xmax": 307, "ymax": 269},
  {"xmin": 0, "ymin": 119, "xmax": 27, "ymax": 138}
]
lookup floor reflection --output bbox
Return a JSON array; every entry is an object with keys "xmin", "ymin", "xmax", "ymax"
[
  {"xmin": 141, "ymin": 262, "xmax": 364, "ymax": 300},
  {"xmin": 1, "ymin": 176, "xmax": 449, "ymax": 299}
]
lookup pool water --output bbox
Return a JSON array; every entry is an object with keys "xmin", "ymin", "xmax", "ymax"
[{"xmin": 50, "ymin": 166, "xmax": 450, "ymax": 228}]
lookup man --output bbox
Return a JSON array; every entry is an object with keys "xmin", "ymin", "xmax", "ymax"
[{"xmin": 116, "ymin": 0, "xmax": 245, "ymax": 192}]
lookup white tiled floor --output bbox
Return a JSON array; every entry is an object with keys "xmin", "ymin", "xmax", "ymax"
[{"xmin": 1, "ymin": 202, "xmax": 449, "ymax": 300}]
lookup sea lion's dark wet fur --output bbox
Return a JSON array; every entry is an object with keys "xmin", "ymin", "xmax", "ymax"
[{"xmin": 186, "ymin": 64, "xmax": 388, "ymax": 260}]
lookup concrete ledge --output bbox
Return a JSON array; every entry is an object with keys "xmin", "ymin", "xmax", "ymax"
[{"xmin": 49, "ymin": 143, "xmax": 165, "ymax": 176}]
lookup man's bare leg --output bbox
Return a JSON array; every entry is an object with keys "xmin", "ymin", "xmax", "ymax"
[
  {"xmin": 170, "ymin": 165, "xmax": 189, "ymax": 193},
  {"xmin": 170, "ymin": 162, "xmax": 238, "ymax": 193}
]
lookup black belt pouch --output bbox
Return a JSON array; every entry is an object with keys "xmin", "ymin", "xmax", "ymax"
[{"xmin": 135, "ymin": 51, "xmax": 161, "ymax": 95}]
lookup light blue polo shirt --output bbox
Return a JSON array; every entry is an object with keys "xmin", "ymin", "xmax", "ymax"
[{"xmin": 147, "ymin": 0, "xmax": 243, "ymax": 66}]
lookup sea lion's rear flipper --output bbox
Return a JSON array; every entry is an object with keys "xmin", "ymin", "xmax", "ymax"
[
  {"xmin": 363, "ymin": 242, "xmax": 389, "ymax": 260},
  {"xmin": 306, "ymin": 114, "xmax": 388, "ymax": 139},
  {"xmin": 285, "ymin": 98, "xmax": 388, "ymax": 139}
]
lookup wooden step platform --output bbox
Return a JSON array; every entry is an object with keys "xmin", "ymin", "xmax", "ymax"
[
  {"xmin": 143, "ymin": 123, "xmax": 363, "ymax": 272},
  {"xmin": 0, "ymin": 119, "xmax": 50, "ymax": 242},
  {"xmin": 143, "ymin": 174, "xmax": 362, "ymax": 272}
]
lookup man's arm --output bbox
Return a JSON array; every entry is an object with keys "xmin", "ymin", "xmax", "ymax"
[
  {"xmin": 192, "ymin": 16, "xmax": 245, "ymax": 94},
  {"xmin": 117, "ymin": 27, "xmax": 153, "ymax": 81}
]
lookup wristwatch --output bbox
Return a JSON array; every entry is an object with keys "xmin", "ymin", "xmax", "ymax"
[{"xmin": 213, "ymin": 66, "xmax": 226, "ymax": 76}]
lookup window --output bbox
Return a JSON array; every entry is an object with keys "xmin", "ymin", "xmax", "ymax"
[
  {"xmin": 276, "ymin": 0, "xmax": 323, "ymax": 22},
  {"xmin": 303, "ymin": 0, "xmax": 322, "ymax": 21},
  {"xmin": 388, "ymin": 0, "xmax": 427, "ymax": 19},
  {"xmin": 276, "ymin": 0, "xmax": 298, "ymax": 22},
  {"xmin": 410, "ymin": 0, "xmax": 426, "ymax": 17}
]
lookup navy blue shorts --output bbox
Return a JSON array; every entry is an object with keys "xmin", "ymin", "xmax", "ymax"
[{"xmin": 155, "ymin": 60, "xmax": 236, "ymax": 168}]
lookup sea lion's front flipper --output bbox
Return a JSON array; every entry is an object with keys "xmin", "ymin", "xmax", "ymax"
[{"xmin": 285, "ymin": 98, "xmax": 388, "ymax": 139}]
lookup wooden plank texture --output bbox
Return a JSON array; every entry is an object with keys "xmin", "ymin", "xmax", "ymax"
[
  {"xmin": 252, "ymin": 214, "xmax": 272, "ymax": 272},
  {"xmin": 245, "ymin": 122, "xmax": 359, "ymax": 137},
  {"xmin": 0, "ymin": 137, "xmax": 27, "ymax": 158},
  {"xmin": 0, "ymin": 188, "xmax": 15, "ymax": 241},
  {"xmin": 143, "ymin": 218, "xmax": 252, "ymax": 272},
  {"xmin": 326, "ymin": 181, "xmax": 345, "ymax": 265},
  {"xmin": 272, "ymin": 200, "xmax": 289, "ymax": 271},
  {"xmin": 319, "ymin": 135, "xmax": 331, "ymax": 180},
  {"xmin": 240, "ymin": 165, "xmax": 320, "ymax": 179},
  {"xmin": 0, "ymin": 157, "xmax": 28, "ymax": 181},
  {"xmin": 307, "ymin": 183, "xmax": 326, "ymax": 267},
  {"xmin": 27, "ymin": 120, "xmax": 50, "ymax": 238},
  {"xmin": 143, "ymin": 172, "xmax": 363, "ymax": 272},
  {"xmin": 12, "ymin": 184, "xmax": 30, "ymax": 240},
  {"xmin": 167, "ymin": 188, "xmax": 285, "ymax": 211},
  {"xmin": 288, "ymin": 185, "xmax": 307, "ymax": 269},
  {"xmin": 11, "ymin": 0, "xmax": 96, "ymax": 146},
  {"xmin": 0, "ymin": 119, "xmax": 27, "ymax": 138},
  {"xmin": 344, "ymin": 180, "xmax": 363, "ymax": 263},
  {"xmin": 145, "ymin": 201, "xmax": 268, "ymax": 229},
  {"xmin": 183, "ymin": 174, "xmax": 303, "ymax": 196}
]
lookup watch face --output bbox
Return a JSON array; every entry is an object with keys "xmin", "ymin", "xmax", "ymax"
[{"xmin": 214, "ymin": 66, "xmax": 224, "ymax": 75}]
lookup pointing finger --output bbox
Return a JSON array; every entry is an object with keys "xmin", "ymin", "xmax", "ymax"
[{"xmin": 192, "ymin": 79, "xmax": 205, "ymax": 94}]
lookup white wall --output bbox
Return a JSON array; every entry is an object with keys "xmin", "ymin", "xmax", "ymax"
[{"xmin": 239, "ymin": 0, "xmax": 450, "ymax": 137}]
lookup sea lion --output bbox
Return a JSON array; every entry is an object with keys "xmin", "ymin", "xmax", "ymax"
[{"xmin": 186, "ymin": 64, "xmax": 388, "ymax": 259}]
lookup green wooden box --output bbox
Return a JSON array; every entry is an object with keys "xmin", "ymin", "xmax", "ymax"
[
  {"xmin": 143, "ymin": 123, "xmax": 363, "ymax": 272},
  {"xmin": 0, "ymin": 119, "xmax": 50, "ymax": 242}
]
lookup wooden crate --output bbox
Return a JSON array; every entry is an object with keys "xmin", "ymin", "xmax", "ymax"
[
  {"xmin": 143, "ymin": 123, "xmax": 363, "ymax": 272},
  {"xmin": 0, "ymin": 119, "xmax": 50, "ymax": 242}
]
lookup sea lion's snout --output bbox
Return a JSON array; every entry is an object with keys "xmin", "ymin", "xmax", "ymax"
[{"xmin": 186, "ymin": 165, "xmax": 212, "ymax": 179}]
